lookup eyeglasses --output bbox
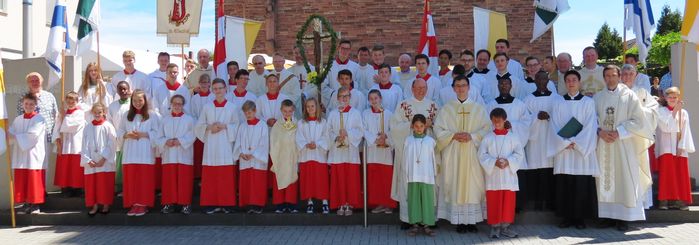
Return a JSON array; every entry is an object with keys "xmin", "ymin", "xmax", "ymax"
[{"xmin": 253, "ymin": 62, "xmax": 265, "ymax": 65}]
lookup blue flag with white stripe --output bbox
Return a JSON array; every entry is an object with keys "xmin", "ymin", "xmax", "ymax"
[
  {"xmin": 624, "ymin": 0, "xmax": 655, "ymax": 64},
  {"xmin": 44, "ymin": 0, "xmax": 70, "ymax": 89}
]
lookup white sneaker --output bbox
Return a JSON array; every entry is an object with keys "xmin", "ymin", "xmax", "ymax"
[{"xmin": 371, "ymin": 206, "xmax": 385, "ymax": 214}]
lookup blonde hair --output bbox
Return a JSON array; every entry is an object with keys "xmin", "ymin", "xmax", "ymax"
[
  {"xmin": 25, "ymin": 72, "xmax": 44, "ymax": 83},
  {"xmin": 303, "ymin": 97, "xmax": 322, "ymax": 122},
  {"xmin": 665, "ymin": 86, "xmax": 681, "ymax": 96},
  {"xmin": 65, "ymin": 91, "xmax": 79, "ymax": 101},
  {"xmin": 91, "ymin": 102, "xmax": 107, "ymax": 115},
  {"xmin": 122, "ymin": 50, "xmax": 136, "ymax": 59},
  {"xmin": 80, "ymin": 62, "xmax": 108, "ymax": 105}
]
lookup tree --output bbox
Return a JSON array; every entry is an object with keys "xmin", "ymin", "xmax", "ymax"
[
  {"xmin": 593, "ymin": 23, "xmax": 623, "ymax": 60},
  {"xmin": 656, "ymin": 5, "xmax": 683, "ymax": 36},
  {"xmin": 647, "ymin": 31, "xmax": 682, "ymax": 66}
]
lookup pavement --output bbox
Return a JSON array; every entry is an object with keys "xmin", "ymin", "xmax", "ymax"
[{"xmin": 1, "ymin": 223, "xmax": 699, "ymax": 244}]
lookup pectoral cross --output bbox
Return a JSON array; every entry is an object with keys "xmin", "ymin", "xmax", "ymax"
[{"xmin": 458, "ymin": 107, "xmax": 470, "ymax": 131}]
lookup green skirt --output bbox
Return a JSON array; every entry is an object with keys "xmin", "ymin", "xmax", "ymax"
[
  {"xmin": 407, "ymin": 182, "xmax": 436, "ymax": 226},
  {"xmin": 115, "ymin": 151, "xmax": 123, "ymax": 192}
]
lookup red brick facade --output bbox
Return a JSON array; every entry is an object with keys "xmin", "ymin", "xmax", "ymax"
[{"xmin": 221, "ymin": 0, "xmax": 553, "ymax": 65}]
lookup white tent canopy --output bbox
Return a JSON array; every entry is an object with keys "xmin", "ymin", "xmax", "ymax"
[{"xmin": 77, "ymin": 43, "xmax": 185, "ymax": 75}]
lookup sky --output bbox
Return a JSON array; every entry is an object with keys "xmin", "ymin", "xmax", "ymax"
[
  {"xmin": 553, "ymin": 0, "xmax": 686, "ymax": 64},
  {"xmin": 100, "ymin": 0, "xmax": 686, "ymax": 65}
]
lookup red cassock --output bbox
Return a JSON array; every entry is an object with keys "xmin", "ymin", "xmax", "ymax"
[
  {"xmin": 161, "ymin": 164, "xmax": 193, "ymax": 205},
  {"xmin": 657, "ymin": 154, "xmax": 692, "ymax": 203},
  {"xmin": 239, "ymin": 168, "xmax": 268, "ymax": 207},
  {"xmin": 271, "ymin": 170, "xmax": 298, "ymax": 205},
  {"xmin": 200, "ymin": 165, "xmax": 238, "ymax": 206},
  {"xmin": 14, "ymin": 169, "xmax": 46, "ymax": 204},
  {"xmin": 367, "ymin": 164, "xmax": 396, "ymax": 208},
  {"xmin": 154, "ymin": 157, "xmax": 162, "ymax": 190},
  {"xmin": 329, "ymin": 163, "xmax": 363, "ymax": 209},
  {"xmin": 299, "ymin": 161, "xmax": 329, "ymax": 200},
  {"xmin": 649, "ymin": 144, "xmax": 659, "ymax": 173},
  {"xmin": 486, "ymin": 190, "xmax": 516, "ymax": 225},
  {"xmin": 84, "ymin": 172, "xmax": 115, "ymax": 207},
  {"xmin": 54, "ymin": 154, "xmax": 84, "ymax": 188},
  {"xmin": 192, "ymin": 139, "xmax": 204, "ymax": 178},
  {"xmin": 122, "ymin": 164, "xmax": 155, "ymax": 208}
]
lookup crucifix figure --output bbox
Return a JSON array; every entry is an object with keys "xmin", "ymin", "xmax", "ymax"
[
  {"xmin": 301, "ymin": 19, "xmax": 335, "ymax": 74},
  {"xmin": 458, "ymin": 107, "xmax": 470, "ymax": 131}
]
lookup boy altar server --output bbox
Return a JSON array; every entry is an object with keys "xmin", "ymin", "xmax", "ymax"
[{"xmin": 194, "ymin": 79, "xmax": 239, "ymax": 214}]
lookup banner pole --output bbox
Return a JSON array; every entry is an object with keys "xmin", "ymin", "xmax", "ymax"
[
  {"xmin": 363, "ymin": 140, "xmax": 368, "ymax": 228},
  {"xmin": 5, "ymin": 121, "xmax": 16, "ymax": 228}
]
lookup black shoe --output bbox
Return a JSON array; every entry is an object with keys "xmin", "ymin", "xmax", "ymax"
[
  {"xmin": 616, "ymin": 221, "xmax": 629, "ymax": 231},
  {"xmin": 596, "ymin": 218, "xmax": 615, "ymax": 229},
  {"xmin": 181, "ymin": 205, "xmax": 192, "ymax": 215},
  {"xmin": 456, "ymin": 224, "xmax": 467, "ymax": 233},
  {"xmin": 400, "ymin": 222, "xmax": 411, "ymax": 230},
  {"xmin": 466, "ymin": 224, "xmax": 478, "ymax": 233},
  {"xmin": 558, "ymin": 219, "xmax": 573, "ymax": 228},
  {"xmin": 575, "ymin": 220, "xmax": 587, "ymax": 230}
]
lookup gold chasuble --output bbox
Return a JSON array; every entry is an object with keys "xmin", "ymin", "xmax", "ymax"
[
  {"xmin": 434, "ymin": 100, "xmax": 490, "ymax": 205},
  {"xmin": 270, "ymin": 118, "xmax": 299, "ymax": 189}
]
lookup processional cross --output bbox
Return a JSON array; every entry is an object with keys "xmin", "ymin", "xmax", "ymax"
[{"xmin": 301, "ymin": 19, "xmax": 335, "ymax": 74}]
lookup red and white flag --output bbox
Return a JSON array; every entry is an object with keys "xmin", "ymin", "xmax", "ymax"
[
  {"xmin": 417, "ymin": 0, "xmax": 439, "ymax": 76},
  {"xmin": 213, "ymin": 0, "xmax": 227, "ymax": 78}
]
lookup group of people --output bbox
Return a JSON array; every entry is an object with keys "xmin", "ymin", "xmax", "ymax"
[{"xmin": 3, "ymin": 38, "xmax": 695, "ymax": 239}]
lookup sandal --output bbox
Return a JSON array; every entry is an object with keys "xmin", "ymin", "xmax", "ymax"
[
  {"xmin": 406, "ymin": 225, "xmax": 419, "ymax": 236},
  {"xmin": 423, "ymin": 226, "xmax": 436, "ymax": 237}
]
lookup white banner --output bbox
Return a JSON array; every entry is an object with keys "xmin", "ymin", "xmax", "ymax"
[{"xmin": 157, "ymin": 0, "xmax": 203, "ymax": 37}]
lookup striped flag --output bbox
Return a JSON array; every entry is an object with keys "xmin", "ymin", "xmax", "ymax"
[
  {"xmin": 224, "ymin": 17, "xmax": 262, "ymax": 72},
  {"xmin": 682, "ymin": 0, "xmax": 699, "ymax": 44},
  {"xmin": 531, "ymin": 0, "xmax": 569, "ymax": 43},
  {"xmin": 417, "ymin": 0, "xmax": 439, "ymax": 76},
  {"xmin": 74, "ymin": 0, "xmax": 100, "ymax": 55},
  {"xmin": 473, "ymin": 7, "xmax": 508, "ymax": 56},
  {"xmin": 624, "ymin": 0, "xmax": 655, "ymax": 64},
  {"xmin": 45, "ymin": 0, "xmax": 70, "ymax": 89},
  {"xmin": 214, "ymin": 0, "xmax": 227, "ymax": 78}
]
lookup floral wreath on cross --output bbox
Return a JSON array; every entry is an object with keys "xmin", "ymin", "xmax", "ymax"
[{"xmin": 295, "ymin": 14, "xmax": 339, "ymax": 91}]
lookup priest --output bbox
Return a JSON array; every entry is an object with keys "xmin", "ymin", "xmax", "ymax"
[
  {"xmin": 248, "ymin": 55, "xmax": 270, "ymax": 96},
  {"xmin": 272, "ymin": 53, "xmax": 302, "ymax": 117},
  {"xmin": 389, "ymin": 78, "xmax": 439, "ymax": 229},
  {"xmin": 396, "ymin": 54, "xmax": 417, "ymax": 90},
  {"xmin": 184, "ymin": 49, "xmax": 216, "ymax": 94},
  {"xmin": 594, "ymin": 65, "xmax": 653, "ymax": 231},
  {"xmin": 434, "ymin": 75, "xmax": 490, "ymax": 233},
  {"xmin": 578, "ymin": 47, "xmax": 605, "ymax": 97},
  {"xmin": 621, "ymin": 64, "xmax": 658, "ymax": 209}
]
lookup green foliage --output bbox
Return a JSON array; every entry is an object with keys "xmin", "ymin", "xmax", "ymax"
[
  {"xmin": 295, "ymin": 14, "xmax": 338, "ymax": 89},
  {"xmin": 656, "ymin": 5, "xmax": 683, "ymax": 36},
  {"xmin": 647, "ymin": 32, "xmax": 682, "ymax": 66},
  {"xmin": 593, "ymin": 23, "xmax": 623, "ymax": 60}
]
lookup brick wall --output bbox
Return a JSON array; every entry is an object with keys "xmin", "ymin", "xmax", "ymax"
[{"xmin": 221, "ymin": 0, "xmax": 552, "ymax": 65}]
